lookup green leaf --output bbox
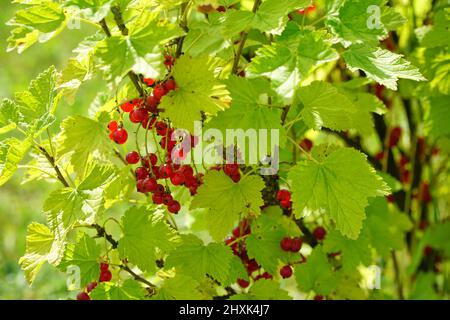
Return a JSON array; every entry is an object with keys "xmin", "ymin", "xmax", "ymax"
[
  {"xmin": 57, "ymin": 114, "xmax": 112, "ymax": 177},
  {"xmin": 166, "ymin": 234, "xmax": 236, "ymax": 285},
  {"xmin": 58, "ymin": 57, "xmax": 93, "ymax": 104},
  {"xmin": 64, "ymin": 0, "xmax": 112, "ymax": 21},
  {"xmin": 153, "ymin": 274, "xmax": 204, "ymax": 300},
  {"xmin": 160, "ymin": 55, "xmax": 228, "ymax": 132},
  {"xmin": 0, "ymin": 99, "xmax": 21, "ymax": 133},
  {"xmin": 0, "ymin": 137, "xmax": 33, "ymax": 187},
  {"xmin": 191, "ymin": 171, "xmax": 265, "ymax": 240},
  {"xmin": 206, "ymin": 76, "xmax": 286, "ymax": 148},
  {"xmin": 418, "ymin": 9, "xmax": 450, "ymax": 48},
  {"xmin": 343, "ymin": 44, "xmax": 426, "ymax": 90},
  {"xmin": 96, "ymin": 11, "xmax": 183, "ymax": 81},
  {"xmin": 364, "ymin": 198, "xmax": 412, "ymax": 257},
  {"xmin": 230, "ymin": 279, "xmax": 291, "ymax": 300},
  {"xmin": 326, "ymin": 0, "xmax": 388, "ymax": 47},
  {"xmin": 295, "ymin": 81, "xmax": 375, "ymax": 135},
  {"xmin": 184, "ymin": 14, "xmax": 229, "ymax": 57},
  {"xmin": 118, "ymin": 207, "xmax": 181, "ymax": 273},
  {"xmin": 425, "ymin": 96, "xmax": 450, "ymax": 138},
  {"xmin": 221, "ymin": 0, "xmax": 310, "ymax": 35},
  {"xmin": 14, "ymin": 66, "xmax": 59, "ymax": 135},
  {"xmin": 90, "ymin": 280, "xmax": 145, "ymax": 300},
  {"xmin": 428, "ymin": 53, "xmax": 450, "ymax": 95},
  {"xmin": 6, "ymin": 26, "xmax": 39, "ymax": 54},
  {"xmin": 19, "ymin": 222, "xmax": 65, "ymax": 284},
  {"xmin": 246, "ymin": 208, "xmax": 301, "ymax": 275},
  {"xmin": 249, "ymin": 26, "xmax": 338, "ymax": 99},
  {"xmin": 60, "ymin": 232, "xmax": 101, "ymax": 287},
  {"xmin": 294, "ymin": 247, "xmax": 336, "ymax": 295},
  {"xmin": 7, "ymin": 2, "xmax": 66, "ymax": 52},
  {"xmin": 409, "ymin": 273, "xmax": 441, "ymax": 300},
  {"xmin": 45, "ymin": 164, "xmax": 114, "ymax": 230},
  {"xmin": 323, "ymin": 230, "xmax": 372, "ymax": 271},
  {"xmin": 289, "ymin": 147, "xmax": 390, "ymax": 239}
]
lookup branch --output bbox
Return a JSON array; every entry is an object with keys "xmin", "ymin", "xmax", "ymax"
[
  {"xmin": 231, "ymin": 0, "xmax": 262, "ymax": 74},
  {"xmin": 37, "ymin": 145, "xmax": 70, "ymax": 188},
  {"xmin": 175, "ymin": 2, "xmax": 190, "ymax": 58},
  {"xmin": 92, "ymin": 223, "xmax": 157, "ymax": 289},
  {"xmin": 111, "ymin": 5, "xmax": 129, "ymax": 35},
  {"xmin": 101, "ymin": 7, "xmax": 144, "ymax": 97}
]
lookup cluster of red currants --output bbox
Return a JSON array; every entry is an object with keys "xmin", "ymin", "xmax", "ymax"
[
  {"xmin": 276, "ymin": 189, "xmax": 292, "ymax": 210},
  {"xmin": 224, "ymin": 220, "xmax": 272, "ymax": 289},
  {"xmin": 211, "ymin": 163, "xmax": 241, "ymax": 183},
  {"xmin": 106, "ymin": 69, "xmax": 205, "ymax": 214},
  {"xmin": 278, "ymin": 236, "xmax": 303, "ymax": 279},
  {"xmin": 76, "ymin": 263, "xmax": 112, "ymax": 300}
]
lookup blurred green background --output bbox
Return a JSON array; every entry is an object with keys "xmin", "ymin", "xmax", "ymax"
[{"xmin": 0, "ymin": 3, "xmax": 105, "ymax": 299}]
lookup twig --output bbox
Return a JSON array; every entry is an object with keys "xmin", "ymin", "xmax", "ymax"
[
  {"xmin": 37, "ymin": 145, "xmax": 70, "ymax": 188},
  {"xmin": 101, "ymin": 7, "xmax": 144, "ymax": 96},
  {"xmin": 175, "ymin": 1, "xmax": 191, "ymax": 58},
  {"xmin": 231, "ymin": 0, "xmax": 262, "ymax": 74}
]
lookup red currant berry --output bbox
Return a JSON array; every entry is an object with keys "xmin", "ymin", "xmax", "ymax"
[
  {"xmin": 120, "ymin": 101, "xmax": 134, "ymax": 112},
  {"xmin": 76, "ymin": 292, "xmax": 91, "ymax": 301},
  {"xmin": 299, "ymin": 138, "xmax": 313, "ymax": 152},
  {"xmin": 313, "ymin": 226, "xmax": 327, "ymax": 241},
  {"xmin": 420, "ymin": 182, "xmax": 432, "ymax": 203},
  {"xmin": 154, "ymin": 184, "xmax": 165, "ymax": 194},
  {"xmin": 164, "ymin": 55, "xmax": 175, "ymax": 67},
  {"xmin": 86, "ymin": 281, "xmax": 97, "ymax": 293},
  {"xmin": 290, "ymin": 237, "xmax": 302, "ymax": 252},
  {"xmin": 143, "ymin": 78, "xmax": 155, "ymax": 86},
  {"xmin": 399, "ymin": 155, "xmax": 409, "ymax": 167},
  {"xmin": 237, "ymin": 278, "xmax": 250, "ymax": 288},
  {"xmin": 164, "ymin": 79, "xmax": 177, "ymax": 92},
  {"xmin": 246, "ymin": 259, "xmax": 259, "ymax": 273},
  {"xmin": 224, "ymin": 163, "xmax": 239, "ymax": 176},
  {"xmin": 386, "ymin": 194, "xmax": 395, "ymax": 203},
  {"xmin": 107, "ymin": 120, "xmax": 118, "ymax": 132},
  {"xmin": 136, "ymin": 179, "xmax": 146, "ymax": 193},
  {"xmin": 155, "ymin": 121, "xmax": 168, "ymax": 136},
  {"xmin": 146, "ymin": 95, "xmax": 159, "ymax": 113},
  {"xmin": 159, "ymin": 164, "xmax": 173, "ymax": 179},
  {"xmin": 153, "ymin": 84, "xmax": 167, "ymax": 100},
  {"xmin": 314, "ymin": 295, "xmax": 324, "ymax": 301},
  {"xmin": 180, "ymin": 165, "xmax": 194, "ymax": 177},
  {"xmin": 280, "ymin": 200, "xmax": 292, "ymax": 209},
  {"xmin": 135, "ymin": 167, "xmax": 149, "ymax": 180},
  {"xmin": 112, "ymin": 128, "xmax": 128, "ymax": 144},
  {"xmin": 100, "ymin": 263, "xmax": 109, "ymax": 271},
  {"xmin": 277, "ymin": 190, "xmax": 291, "ymax": 202},
  {"xmin": 279, "ymin": 265, "xmax": 293, "ymax": 279},
  {"xmin": 162, "ymin": 193, "xmax": 173, "ymax": 205},
  {"xmin": 152, "ymin": 193, "xmax": 164, "ymax": 205},
  {"xmin": 230, "ymin": 172, "xmax": 241, "ymax": 183},
  {"xmin": 280, "ymin": 237, "xmax": 292, "ymax": 252},
  {"xmin": 142, "ymin": 116, "xmax": 157, "ymax": 129},
  {"xmin": 146, "ymin": 153, "xmax": 158, "ymax": 166},
  {"xmin": 168, "ymin": 200, "xmax": 181, "ymax": 214},
  {"xmin": 262, "ymin": 272, "xmax": 272, "ymax": 279},
  {"xmin": 170, "ymin": 172, "xmax": 185, "ymax": 186},
  {"xmin": 389, "ymin": 126, "xmax": 402, "ymax": 148},
  {"xmin": 126, "ymin": 151, "xmax": 140, "ymax": 164},
  {"xmin": 129, "ymin": 108, "xmax": 148, "ymax": 123},
  {"xmin": 99, "ymin": 269, "xmax": 112, "ymax": 282},
  {"xmin": 143, "ymin": 177, "xmax": 158, "ymax": 193}
]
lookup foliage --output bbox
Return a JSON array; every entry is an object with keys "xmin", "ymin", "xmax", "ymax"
[{"xmin": 1, "ymin": 0, "xmax": 449, "ymax": 300}]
